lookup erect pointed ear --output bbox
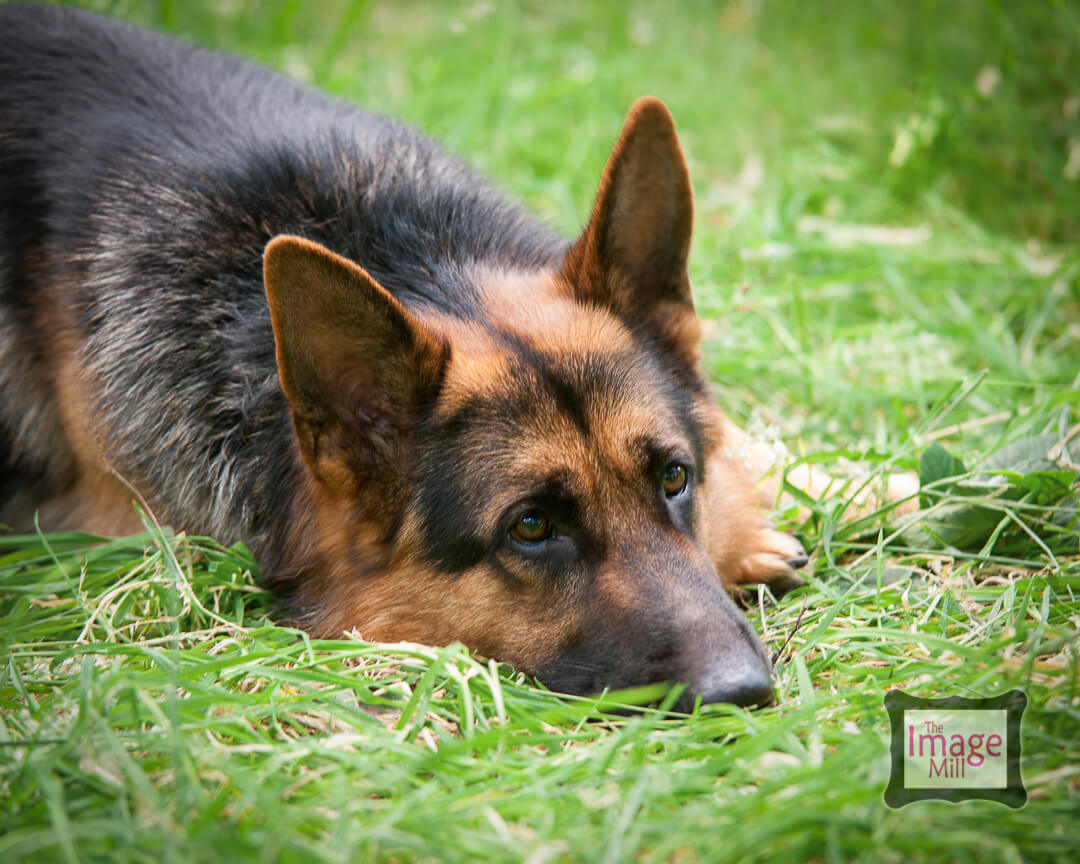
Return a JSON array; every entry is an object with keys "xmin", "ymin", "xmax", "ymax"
[
  {"xmin": 264, "ymin": 235, "xmax": 448, "ymax": 497},
  {"xmin": 562, "ymin": 97, "xmax": 700, "ymax": 366}
]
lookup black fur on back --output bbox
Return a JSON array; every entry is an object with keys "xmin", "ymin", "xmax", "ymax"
[{"xmin": 0, "ymin": 4, "xmax": 566, "ymax": 567}]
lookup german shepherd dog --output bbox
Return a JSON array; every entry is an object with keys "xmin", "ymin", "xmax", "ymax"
[{"xmin": 0, "ymin": 4, "xmax": 810, "ymax": 708}]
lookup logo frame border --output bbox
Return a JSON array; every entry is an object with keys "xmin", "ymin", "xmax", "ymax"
[{"xmin": 883, "ymin": 688, "xmax": 1027, "ymax": 809}]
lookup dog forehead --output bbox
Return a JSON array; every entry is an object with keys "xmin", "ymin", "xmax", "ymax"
[
  {"xmin": 476, "ymin": 265, "xmax": 650, "ymax": 357},
  {"xmin": 435, "ymin": 321, "xmax": 677, "ymax": 438},
  {"xmin": 431, "ymin": 267, "xmax": 658, "ymax": 416}
]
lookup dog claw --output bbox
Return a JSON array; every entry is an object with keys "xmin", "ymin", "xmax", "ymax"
[{"xmin": 785, "ymin": 553, "xmax": 809, "ymax": 570}]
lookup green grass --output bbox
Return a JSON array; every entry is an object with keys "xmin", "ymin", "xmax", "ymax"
[{"xmin": 3, "ymin": 0, "xmax": 1080, "ymax": 861}]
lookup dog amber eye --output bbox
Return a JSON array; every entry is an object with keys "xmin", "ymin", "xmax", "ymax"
[
  {"xmin": 662, "ymin": 463, "xmax": 689, "ymax": 497},
  {"xmin": 510, "ymin": 511, "xmax": 552, "ymax": 544}
]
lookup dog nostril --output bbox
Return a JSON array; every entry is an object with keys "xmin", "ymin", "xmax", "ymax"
[{"xmin": 785, "ymin": 553, "xmax": 809, "ymax": 570}]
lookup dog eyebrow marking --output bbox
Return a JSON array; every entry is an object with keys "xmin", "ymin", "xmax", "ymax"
[
  {"xmin": 536, "ymin": 362, "xmax": 590, "ymax": 438},
  {"xmin": 505, "ymin": 341, "xmax": 595, "ymax": 439}
]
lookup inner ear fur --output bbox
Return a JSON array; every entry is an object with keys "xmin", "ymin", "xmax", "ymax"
[
  {"xmin": 263, "ymin": 235, "xmax": 448, "ymax": 495},
  {"xmin": 562, "ymin": 96, "xmax": 701, "ymax": 365}
]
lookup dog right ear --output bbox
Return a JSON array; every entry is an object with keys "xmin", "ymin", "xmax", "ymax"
[
  {"xmin": 263, "ymin": 235, "xmax": 448, "ymax": 497},
  {"xmin": 561, "ymin": 97, "xmax": 700, "ymax": 369}
]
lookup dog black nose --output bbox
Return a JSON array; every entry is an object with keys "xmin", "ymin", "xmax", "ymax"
[{"xmin": 694, "ymin": 663, "xmax": 773, "ymax": 708}]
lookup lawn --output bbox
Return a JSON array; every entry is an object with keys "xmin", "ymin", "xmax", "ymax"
[{"xmin": 2, "ymin": 1, "xmax": 1079, "ymax": 861}]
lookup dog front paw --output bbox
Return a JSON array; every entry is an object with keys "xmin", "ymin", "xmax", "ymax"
[{"xmin": 725, "ymin": 523, "xmax": 809, "ymax": 597}]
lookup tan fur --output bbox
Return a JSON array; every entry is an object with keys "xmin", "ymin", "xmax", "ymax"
[
  {"xmin": 702, "ymin": 411, "xmax": 808, "ymax": 591},
  {"xmin": 15, "ymin": 296, "xmax": 144, "ymax": 536}
]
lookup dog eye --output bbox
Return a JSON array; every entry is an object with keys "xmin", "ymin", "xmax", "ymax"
[
  {"xmin": 509, "ymin": 510, "xmax": 553, "ymax": 544},
  {"xmin": 661, "ymin": 463, "xmax": 689, "ymax": 497}
]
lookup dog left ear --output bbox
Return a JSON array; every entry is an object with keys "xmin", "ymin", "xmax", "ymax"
[{"xmin": 562, "ymin": 96, "xmax": 700, "ymax": 366}]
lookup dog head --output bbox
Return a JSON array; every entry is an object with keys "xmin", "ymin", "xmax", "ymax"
[{"xmin": 263, "ymin": 98, "xmax": 773, "ymax": 708}]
